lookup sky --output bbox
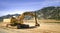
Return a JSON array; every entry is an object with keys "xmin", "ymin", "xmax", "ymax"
[{"xmin": 0, "ymin": 0, "xmax": 60, "ymax": 16}]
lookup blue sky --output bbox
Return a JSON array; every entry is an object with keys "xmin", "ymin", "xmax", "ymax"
[{"xmin": 0, "ymin": 0, "xmax": 60, "ymax": 16}]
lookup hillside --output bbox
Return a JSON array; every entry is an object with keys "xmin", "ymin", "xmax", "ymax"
[
  {"xmin": 0, "ymin": 14, "xmax": 20, "ymax": 22},
  {"xmin": 0, "ymin": 6, "xmax": 60, "ymax": 22},
  {"xmin": 36, "ymin": 6, "xmax": 60, "ymax": 20}
]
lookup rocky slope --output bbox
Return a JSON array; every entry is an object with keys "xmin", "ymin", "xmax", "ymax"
[{"xmin": 35, "ymin": 6, "xmax": 60, "ymax": 20}]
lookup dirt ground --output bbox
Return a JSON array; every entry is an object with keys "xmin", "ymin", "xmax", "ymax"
[{"xmin": 0, "ymin": 20, "xmax": 60, "ymax": 33}]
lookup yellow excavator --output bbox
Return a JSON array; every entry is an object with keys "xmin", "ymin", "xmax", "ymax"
[{"xmin": 6, "ymin": 11, "xmax": 40, "ymax": 29}]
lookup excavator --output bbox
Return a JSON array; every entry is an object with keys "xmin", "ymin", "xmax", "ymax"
[{"xmin": 6, "ymin": 11, "xmax": 40, "ymax": 29}]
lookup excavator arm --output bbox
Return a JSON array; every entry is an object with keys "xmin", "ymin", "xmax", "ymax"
[
  {"xmin": 17, "ymin": 12, "xmax": 35, "ymax": 24},
  {"xmin": 17, "ymin": 12, "xmax": 39, "ymax": 26}
]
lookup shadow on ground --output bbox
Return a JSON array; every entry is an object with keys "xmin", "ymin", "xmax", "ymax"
[{"xmin": 17, "ymin": 26, "xmax": 40, "ymax": 29}]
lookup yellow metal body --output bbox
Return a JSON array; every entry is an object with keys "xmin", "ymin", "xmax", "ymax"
[
  {"xmin": 10, "ymin": 12, "xmax": 40, "ymax": 26},
  {"xmin": 10, "ymin": 12, "xmax": 35, "ymax": 24}
]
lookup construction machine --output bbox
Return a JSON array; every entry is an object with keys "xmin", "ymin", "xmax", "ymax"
[{"xmin": 6, "ymin": 11, "xmax": 40, "ymax": 29}]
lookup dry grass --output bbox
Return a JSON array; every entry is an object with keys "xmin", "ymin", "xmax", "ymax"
[
  {"xmin": 0, "ymin": 19, "xmax": 60, "ymax": 33},
  {"xmin": 23, "ymin": 19, "xmax": 60, "ymax": 23}
]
